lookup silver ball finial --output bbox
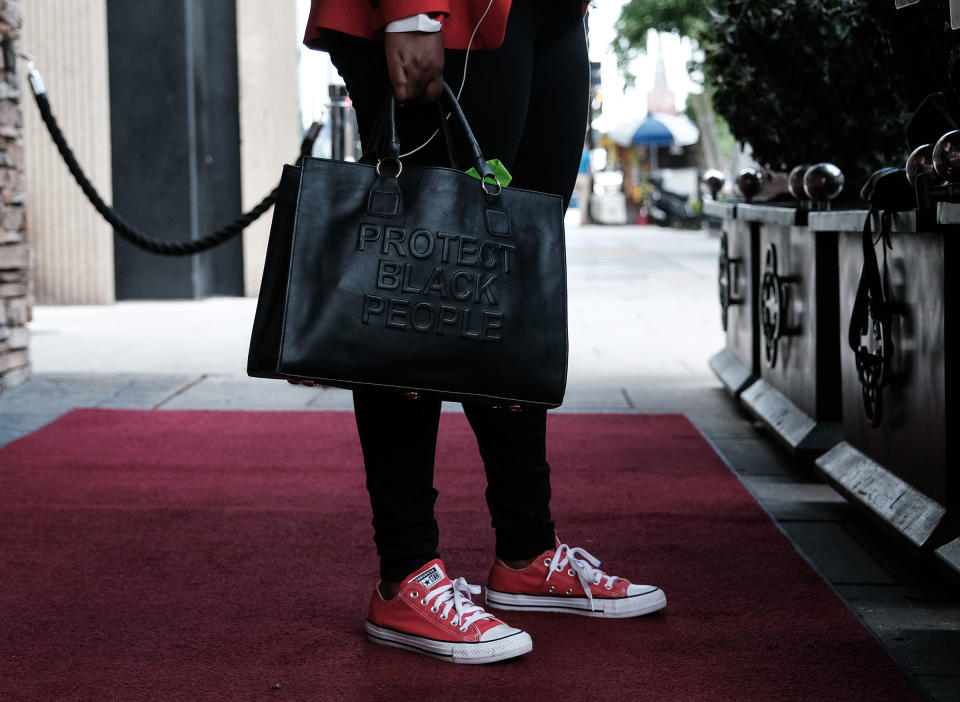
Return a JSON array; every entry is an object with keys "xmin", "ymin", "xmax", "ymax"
[
  {"xmin": 905, "ymin": 144, "xmax": 942, "ymax": 186},
  {"xmin": 788, "ymin": 165, "xmax": 808, "ymax": 200},
  {"xmin": 702, "ymin": 169, "xmax": 725, "ymax": 199},
  {"xmin": 803, "ymin": 163, "xmax": 845, "ymax": 202},
  {"xmin": 735, "ymin": 167, "xmax": 763, "ymax": 201},
  {"xmin": 932, "ymin": 130, "xmax": 960, "ymax": 182}
]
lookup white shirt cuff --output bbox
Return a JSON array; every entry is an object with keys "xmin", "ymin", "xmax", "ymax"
[{"xmin": 385, "ymin": 14, "xmax": 443, "ymax": 33}]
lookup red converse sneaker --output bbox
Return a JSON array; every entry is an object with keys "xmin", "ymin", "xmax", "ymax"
[
  {"xmin": 365, "ymin": 559, "xmax": 533, "ymax": 664},
  {"xmin": 485, "ymin": 543, "xmax": 666, "ymax": 618}
]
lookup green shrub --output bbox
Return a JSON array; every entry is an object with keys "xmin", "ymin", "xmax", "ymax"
[
  {"xmin": 616, "ymin": 0, "xmax": 958, "ymax": 197},
  {"xmin": 705, "ymin": 1, "xmax": 955, "ymax": 194}
]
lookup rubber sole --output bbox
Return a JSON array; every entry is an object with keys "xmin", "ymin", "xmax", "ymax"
[
  {"xmin": 485, "ymin": 587, "xmax": 667, "ymax": 618},
  {"xmin": 364, "ymin": 621, "xmax": 533, "ymax": 664}
]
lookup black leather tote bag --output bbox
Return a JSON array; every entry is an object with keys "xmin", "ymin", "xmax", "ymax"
[{"xmin": 247, "ymin": 85, "xmax": 568, "ymax": 407}]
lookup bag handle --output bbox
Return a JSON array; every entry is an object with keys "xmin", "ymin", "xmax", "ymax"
[
  {"xmin": 362, "ymin": 84, "xmax": 511, "ymax": 235},
  {"xmin": 373, "ymin": 83, "xmax": 501, "ymax": 195}
]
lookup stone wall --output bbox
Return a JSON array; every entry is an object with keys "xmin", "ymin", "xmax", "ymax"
[{"xmin": 0, "ymin": 0, "xmax": 30, "ymax": 393}]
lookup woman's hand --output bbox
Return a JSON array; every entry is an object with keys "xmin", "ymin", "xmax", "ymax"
[{"xmin": 384, "ymin": 30, "xmax": 445, "ymax": 102}]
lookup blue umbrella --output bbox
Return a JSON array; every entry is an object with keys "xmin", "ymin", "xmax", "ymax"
[
  {"xmin": 628, "ymin": 114, "xmax": 677, "ymax": 146},
  {"xmin": 608, "ymin": 113, "xmax": 700, "ymax": 148}
]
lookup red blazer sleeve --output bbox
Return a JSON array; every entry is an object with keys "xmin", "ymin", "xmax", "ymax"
[
  {"xmin": 304, "ymin": 0, "xmax": 511, "ymax": 52},
  {"xmin": 372, "ymin": 1, "xmax": 452, "ymax": 31}
]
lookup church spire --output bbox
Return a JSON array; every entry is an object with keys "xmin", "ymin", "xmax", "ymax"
[{"xmin": 646, "ymin": 34, "xmax": 676, "ymax": 115}]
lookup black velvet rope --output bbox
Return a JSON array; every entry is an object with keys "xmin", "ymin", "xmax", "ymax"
[{"xmin": 33, "ymin": 91, "xmax": 281, "ymax": 257}]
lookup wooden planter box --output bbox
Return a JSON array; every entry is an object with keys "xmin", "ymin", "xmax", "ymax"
[
  {"xmin": 811, "ymin": 206, "xmax": 959, "ymax": 575},
  {"xmin": 735, "ymin": 204, "xmax": 842, "ymax": 455},
  {"xmin": 705, "ymin": 200, "xmax": 759, "ymax": 397}
]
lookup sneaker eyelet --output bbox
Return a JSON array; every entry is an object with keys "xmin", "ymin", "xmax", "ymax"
[
  {"xmin": 459, "ymin": 626, "xmax": 468, "ymax": 633},
  {"xmin": 544, "ymin": 558, "xmax": 551, "ymax": 567},
  {"xmin": 420, "ymin": 598, "xmax": 428, "ymax": 606},
  {"xmin": 450, "ymin": 619, "xmax": 458, "ymax": 626},
  {"xmin": 605, "ymin": 584, "xmax": 613, "ymax": 590},
  {"xmin": 409, "ymin": 590, "xmax": 418, "ymax": 599},
  {"xmin": 565, "ymin": 588, "xmax": 573, "ymax": 595},
  {"xmin": 431, "ymin": 606, "xmax": 439, "ymax": 613},
  {"xmin": 568, "ymin": 569, "xmax": 575, "ymax": 577},
  {"xmin": 548, "ymin": 586, "xmax": 555, "ymax": 593},
  {"xmin": 440, "ymin": 613, "xmax": 448, "ymax": 620}
]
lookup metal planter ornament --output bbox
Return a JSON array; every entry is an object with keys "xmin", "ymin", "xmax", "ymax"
[
  {"xmin": 912, "ymin": 130, "xmax": 960, "ymax": 230},
  {"xmin": 803, "ymin": 163, "xmax": 845, "ymax": 207},
  {"xmin": 718, "ymin": 231, "xmax": 743, "ymax": 331},
  {"xmin": 702, "ymin": 169, "xmax": 725, "ymax": 200},
  {"xmin": 735, "ymin": 167, "xmax": 763, "ymax": 202},
  {"xmin": 932, "ymin": 129, "xmax": 960, "ymax": 180},
  {"xmin": 853, "ymin": 294, "xmax": 891, "ymax": 427},
  {"xmin": 905, "ymin": 143, "xmax": 942, "ymax": 186},
  {"xmin": 759, "ymin": 243, "xmax": 797, "ymax": 367},
  {"xmin": 787, "ymin": 165, "xmax": 809, "ymax": 200}
]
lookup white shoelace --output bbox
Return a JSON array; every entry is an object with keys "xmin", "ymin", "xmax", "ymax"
[
  {"xmin": 545, "ymin": 544, "xmax": 618, "ymax": 611},
  {"xmin": 422, "ymin": 577, "xmax": 495, "ymax": 632}
]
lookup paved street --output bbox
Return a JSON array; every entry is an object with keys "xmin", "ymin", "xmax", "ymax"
[
  {"xmin": 2, "ymin": 221, "xmax": 958, "ymax": 700},
  {"xmin": 24, "ymin": 221, "xmax": 726, "ymax": 398}
]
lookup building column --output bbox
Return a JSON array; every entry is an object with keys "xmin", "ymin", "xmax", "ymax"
[
  {"xmin": 21, "ymin": 0, "xmax": 115, "ymax": 305},
  {"xmin": 107, "ymin": 0, "xmax": 244, "ymax": 300},
  {"xmin": 236, "ymin": 0, "xmax": 300, "ymax": 297},
  {"xmin": 21, "ymin": 1, "xmax": 301, "ymax": 306}
]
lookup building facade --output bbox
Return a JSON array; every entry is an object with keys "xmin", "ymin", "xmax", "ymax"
[{"xmin": 21, "ymin": 0, "xmax": 300, "ymax": 305}]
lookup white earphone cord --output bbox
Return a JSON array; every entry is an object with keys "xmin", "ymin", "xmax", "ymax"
[{"xmin": 399, "ymin": 0, "xmax": 496, "ymax": 158}]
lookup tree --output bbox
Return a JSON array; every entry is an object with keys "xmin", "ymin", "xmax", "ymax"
[
  {"xmin": 700, "ymin": 1, "xmax": 956, "ymax": 193},
  {"xmin": 614, "ymin": 0, "xmax": 960, "ymax": 197},
  {"xmin": 613, "ymin": 0, "xmax": 708, "ymax": 84}
]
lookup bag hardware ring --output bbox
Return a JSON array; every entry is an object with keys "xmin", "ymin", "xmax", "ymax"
[
  {"xmin": 375, "ymin": 158, "xmax": 403, "ymax": 178},
  {"xmin": 481, "ymin": 174, "xmax": 503, "ymax": 197}
]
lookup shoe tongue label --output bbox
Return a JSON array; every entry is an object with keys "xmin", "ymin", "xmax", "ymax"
[{"xmin": 410, "ymin": 563, "xmax": 445, "ymax": 589}]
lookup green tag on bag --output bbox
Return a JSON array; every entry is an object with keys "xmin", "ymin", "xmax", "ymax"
[{"xmin": 465, "ymin": 159, "xmax": 512, "ymax": 188}]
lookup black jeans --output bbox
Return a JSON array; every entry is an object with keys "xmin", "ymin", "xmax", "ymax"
[{"xmin": 325, "ymin": 0, "xmax": 589, "ymax": 581}]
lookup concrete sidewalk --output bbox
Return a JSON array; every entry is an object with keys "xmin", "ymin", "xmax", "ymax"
[{"xmin": 2, "ymin": 223, "xmax": 958, "ymax": 700}]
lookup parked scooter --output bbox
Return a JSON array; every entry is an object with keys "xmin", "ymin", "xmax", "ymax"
[{"xmin": 647, "ymin": 175, "xmax": 704, "ymax": 229}]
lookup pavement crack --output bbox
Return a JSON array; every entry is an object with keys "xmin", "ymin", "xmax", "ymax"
[
  {"xmin": 96, "ymin": 378, "xmax": 138, "ymax": 407},
  {"xmin": 152, "ymin": 375, "xmax": 208, "ymax": 409}
]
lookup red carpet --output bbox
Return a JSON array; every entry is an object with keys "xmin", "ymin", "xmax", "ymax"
[{"xmin": 0, "ymin": 409, "xmax": 918, "ymax": 701}]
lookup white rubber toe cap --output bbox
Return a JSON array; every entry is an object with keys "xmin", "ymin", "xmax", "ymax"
[
  {"xmin": 626, "ymin": 584, "xmax": 662, "ymax": 596},
  {"xmin": 479, "ymin": 623, "xmax": 524, "ymax": 641}
]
